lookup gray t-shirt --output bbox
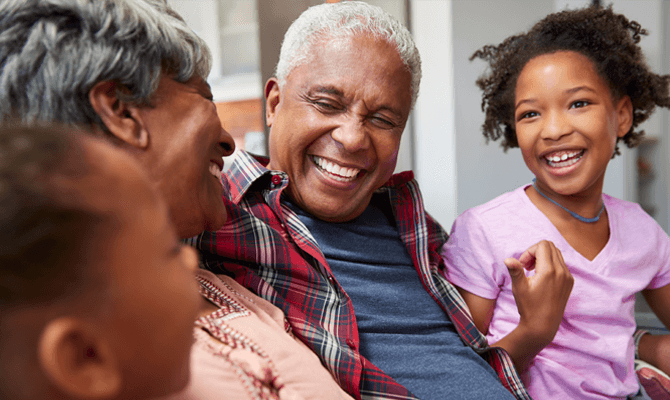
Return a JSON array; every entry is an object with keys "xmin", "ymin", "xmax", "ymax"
[{"xmin": 290, "ymin": 194, "xmax": 514, "ymax": 400}]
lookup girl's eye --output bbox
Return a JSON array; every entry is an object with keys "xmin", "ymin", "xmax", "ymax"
[
  {"xmin": 519, "ymin": 111, "xmax": 539, "ymax": 120},
  {"xmin": 571, "ymin": 100, "xmax": 589, "ymax": 109}
]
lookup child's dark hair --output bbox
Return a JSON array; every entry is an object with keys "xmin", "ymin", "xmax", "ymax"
[
  {"xmin": 471, "ymin": 5, "xmax": 670, "ymax": 155},
  {"xmin": 0, "ymin": 124, "xmax": 112, "ymax": 309}
]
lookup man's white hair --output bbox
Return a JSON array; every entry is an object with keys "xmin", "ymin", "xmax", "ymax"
[{"xmin": 275, "ymin": 1, "xmax": 421, "ymax": 110}]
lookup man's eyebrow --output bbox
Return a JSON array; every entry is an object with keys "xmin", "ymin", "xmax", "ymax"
[
  {"xmin": 307, "ymin": 85, "xmax": 405, "ymax": 118},
  {"xmin": 308, "ymin": 86, "xmax": 344, "ymax": 97},
  {"xmin": 379, "ymin": 104, "xmax": 405, "ymax": 118}
]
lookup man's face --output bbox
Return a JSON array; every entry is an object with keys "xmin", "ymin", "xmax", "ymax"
[
  {"xmin": 265, "ymin": 34, "xmax": 412, "ymax": 222},
  {"xmin": 136, "ymin": 76, "xmax": 235, "ymax": 238}
]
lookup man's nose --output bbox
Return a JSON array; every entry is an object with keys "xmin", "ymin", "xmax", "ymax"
[{"xmin": 330, "ymin": 118, "xmax": 371, "ymax": 152}]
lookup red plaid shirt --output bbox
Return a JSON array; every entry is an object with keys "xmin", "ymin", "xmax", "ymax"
[{"xmin": 194, "ymin": 151, "xmax": 530, "ymax": 400}]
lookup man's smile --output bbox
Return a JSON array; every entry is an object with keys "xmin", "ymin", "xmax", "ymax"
[{"xmin": 311, "ymin": 155, "xmax": 362, "ymax": 182}]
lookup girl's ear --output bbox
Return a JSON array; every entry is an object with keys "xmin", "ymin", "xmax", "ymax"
[
  {"xmin": 264, "ymin": 78, "xmax": 281, "ymax": 128},
  {"xmin": 89, "ymin": 81, "xmax": 150, "ymax": 149},
  {"xmin": 38, "ymin": 317, "xmax": 121, "ymax": 399},
  {"xmin": 616, "ymin": 95, "xmax": 634, "ymax": 138}
]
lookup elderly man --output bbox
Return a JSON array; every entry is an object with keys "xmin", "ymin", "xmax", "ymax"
[
  {"xmin": 196, "ymin": 2, "xmax": 572, "ymax": 399},
  {"xmin": 0, "ymin": 1, "xmax": 355, "ymax": 399}
]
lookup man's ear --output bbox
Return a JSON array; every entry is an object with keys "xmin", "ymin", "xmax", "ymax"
[
  {"xmin": 616, "ymin": 95, "xmax": 634, "ymax": 138},
  {"xmin": 265, "ymin": 78, "xmax": 281, "ymax": 128},
  {"xmin": 38, "ymin": 317, "xmax": 121, "ymax": 399},
  {"xmin": 89, "ymin": 81, "xmax": 149, "ymax": 149}
]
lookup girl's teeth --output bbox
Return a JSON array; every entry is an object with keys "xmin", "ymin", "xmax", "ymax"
[{"xmin": 545, "ymin": 150, "xmax": 584, "ymax": 168}]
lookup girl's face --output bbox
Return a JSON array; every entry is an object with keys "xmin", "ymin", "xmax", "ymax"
[
  {"xmin": 83, "ymin": 140, "xmax": 201, "ymax": 398},
  {"xmin": 514, "ymin": 50, "xmax": 632, "ymax": 199}
]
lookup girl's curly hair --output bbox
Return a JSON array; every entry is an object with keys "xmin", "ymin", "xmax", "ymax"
[{"xmin": 471, "ymin": 5, "xmax": 670, "ymax": 156}]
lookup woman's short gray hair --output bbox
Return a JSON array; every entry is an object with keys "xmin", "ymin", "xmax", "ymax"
[
  {"xmin": 275, "ymin": 1, "xmax": 421, "ymax": 110},
  {"xmin": 0, "ymin": 0, "xmax": 211, "ymax": 132}
]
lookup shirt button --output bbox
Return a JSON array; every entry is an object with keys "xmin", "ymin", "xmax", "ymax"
[{"xmin": 271, "ymin": 175, "xmax": 282, "ymax": 185}]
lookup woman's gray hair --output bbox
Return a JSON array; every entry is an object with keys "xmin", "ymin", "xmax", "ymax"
[
  {"xmin": 0, "ymin": 0, "xmax": 211, "ymax": 132},
  {"xmin": 275, "ymin": 1, "xmax": 421, "ymax": 110}
]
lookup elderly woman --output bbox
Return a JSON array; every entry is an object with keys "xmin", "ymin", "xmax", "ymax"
[{"xmin": 0, "ymin": 0, "xmax": 352, "ymax": 398}]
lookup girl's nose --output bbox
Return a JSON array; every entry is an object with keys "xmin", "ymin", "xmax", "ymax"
[{"xmin": 541, "ymin": 110, "xmax": 572, "ymax": 141}]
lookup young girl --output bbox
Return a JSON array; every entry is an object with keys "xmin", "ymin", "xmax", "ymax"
[
  {"xmin": 442, "ymin": 5, "xmax": 670, "ymax": 399},
  {"xmin": 0, "ymin": 125, "xmax": 202, "ymax": 400}
]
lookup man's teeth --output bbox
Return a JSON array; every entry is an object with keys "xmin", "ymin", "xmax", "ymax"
[
  {"xmin": 209, "ymin": 161, "xmax": 222, "ymax": 177},
  {"xmin": 545, "ymin": 150, "xmax": 583, "ymax": 167},
  {"xmin": 312, "ymin": 156, "xmax": 360, "ymax": 181}
]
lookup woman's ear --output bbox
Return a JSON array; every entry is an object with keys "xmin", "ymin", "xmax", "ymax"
[
  {"xmin": 265, "ymin": 78, "xmax": 281, "ymax": 128},
  {"xmin": 38, "ymin": 317, "xmax": 121, "ymax": 399},
  {"xmin": 89, "ymin": 81, "xmax": 149, "ymax": 149},
  {"xmin": 616, "ymin": 95, "xmax": 634, "ymax": 138}
]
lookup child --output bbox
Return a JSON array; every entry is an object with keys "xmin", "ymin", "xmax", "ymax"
[
  {"xmin": 442, "ymin": 5, "xmax": 670, "ymax": 399},
  {"xmin": 0, "ymin": 124, "xmax": 202, "ymax": 400}
]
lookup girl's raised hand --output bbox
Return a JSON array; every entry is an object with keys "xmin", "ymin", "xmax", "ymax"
[{"xmin": 496, "ymin": 240, "xmax": 574, "ymax": 371}]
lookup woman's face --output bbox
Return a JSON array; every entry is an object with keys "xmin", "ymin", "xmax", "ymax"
[{"xmin": 136, "ymin": 76, "xmax": 236, "ymax": 238}]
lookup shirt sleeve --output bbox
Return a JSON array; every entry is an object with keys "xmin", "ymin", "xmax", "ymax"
[{"xmin": 440, "ymin": 209, "xmax": 505, "ymax": 300}]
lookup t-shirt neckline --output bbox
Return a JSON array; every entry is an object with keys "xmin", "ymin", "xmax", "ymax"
[{"xmin": 516, "ymin": 184, "xmax": 616, "ymax": 268}]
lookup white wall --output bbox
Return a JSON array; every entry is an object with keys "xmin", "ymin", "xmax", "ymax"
[{"xmin": 411, "ymin": 0, "xmax": 457, "ymax": 228}]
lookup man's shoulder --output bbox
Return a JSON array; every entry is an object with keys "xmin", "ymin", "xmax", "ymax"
[{"xmin": 383, "ymin": 170, "xmax": 415, "ymax": 188}]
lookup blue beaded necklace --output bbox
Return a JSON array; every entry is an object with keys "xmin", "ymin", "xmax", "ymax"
[{"xmin": 532, "ymin": 179, "xmax": 604, "ymax": 223}]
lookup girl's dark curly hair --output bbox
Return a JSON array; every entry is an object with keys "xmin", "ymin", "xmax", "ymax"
[{"xmin": 471, "ymin": 5, "xmax": 670, "ymax": 156}]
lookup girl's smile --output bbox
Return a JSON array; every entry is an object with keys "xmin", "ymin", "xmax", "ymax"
[
  {"xmin": 541, "ymin": 148, "xmax": 585, "ymax": 177},
  {"xmin": 514, "ymin": 50, "xmax": 633, "ymax": 202}
]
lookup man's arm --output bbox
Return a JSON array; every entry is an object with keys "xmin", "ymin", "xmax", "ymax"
[
  {"xmin": 458, "ymin": 241, "xmax": 574, "ymax": 373},
  {"xmin": 639, "ymin": 284, "xmax": 670, "ymax": 376}
]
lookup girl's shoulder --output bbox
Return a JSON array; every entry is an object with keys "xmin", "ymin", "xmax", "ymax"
[
  {"xmin": 603, "ymin": 194, "xmax": 669, "ymax": 246},
  {"xmin": 452, "ymin": 185, "xmax": 541, "ymax": 243},
  {"xmin": 459, "ymin": 185, "xmax": 532, "ymax": 221},
  {"xmin": 603, "ymin": 194, "xmax": 655, "ymax": 222}
]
